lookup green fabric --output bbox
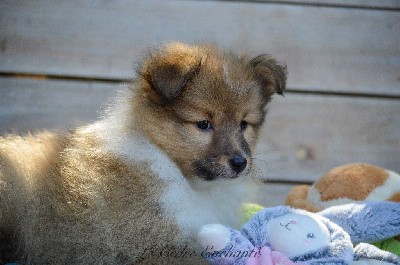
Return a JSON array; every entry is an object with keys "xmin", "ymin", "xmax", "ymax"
[
  {"xmin": 373, "ymin": 238, "xmax": 400, "ymax": 256},
  {"xmin": 241, "ymin": 203, "xmax": 265, "ymax": 224}
]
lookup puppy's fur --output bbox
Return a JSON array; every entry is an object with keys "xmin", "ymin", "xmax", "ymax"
[{"xmin": 0, "ymin": 43, "xmax": 286, "ymax": 264}]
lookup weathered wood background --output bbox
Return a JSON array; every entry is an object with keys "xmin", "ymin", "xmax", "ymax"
[{"xmin": 1, "ymin": 0, "xmax": 399, "ymax": 206}]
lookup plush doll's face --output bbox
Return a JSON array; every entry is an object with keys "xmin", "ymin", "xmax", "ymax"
[{"xmin": 266, "ymin": 213, "xmax": 331, "ymax": 258}]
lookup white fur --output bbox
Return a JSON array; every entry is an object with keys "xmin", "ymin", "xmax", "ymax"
[
  {"xmin": 223, "ymin": 63, "xmax": 234, "ymax": 91},
  {"xmin": 307, "ymin": 185, "xmax": 356, "ymax": 210},
  {"xmin": 366, "ymin": 170, "xmax": 400, "ymax": 201},
  {"xmin": 172, "ymin": 176, "xmax": 247, "ymax": 236},
  {"xmin": 307, "ymin": 169, "xmax": 400, "ymax": 210},
  {"xmin": 87, "ymin": 88, "xmax": 246, "ymax": 237}
]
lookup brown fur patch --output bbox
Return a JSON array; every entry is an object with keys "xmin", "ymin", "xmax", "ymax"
[
  {"xmin": 315, "ymin": 163, "xmax": 389, "ymax": 201},
  {"xmin": 389, "ymin": 192, "xmax": 400, "ymax": 202},
  {"xmin": 0, "ymin": 130, "xmax": 195, "ymax": 264},
  {"xmin": 0, "ymin": 132, "xmax": 66, "ymax": 261},
  {"xmin": 285, "ymin": 185, "xmax": 320, "ymax": 212},
  {"xmin": 139, "ymin": 43, "xmax": 204, "ymax": 103}
]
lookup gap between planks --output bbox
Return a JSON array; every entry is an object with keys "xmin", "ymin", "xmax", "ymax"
[
  {"xmin": 1, "ymin": 72, "xmax": 399, "ymax": 100},
  {"xmin": 203, "ymin": 0, "xmax": 400, "ymax": 11}
]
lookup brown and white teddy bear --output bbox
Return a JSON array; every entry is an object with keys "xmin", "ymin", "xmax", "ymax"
[{"xmin": 285, "ymin": 163, "xmax": 400, "ymax": 212}]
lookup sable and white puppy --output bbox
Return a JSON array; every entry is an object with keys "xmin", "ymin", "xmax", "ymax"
[{"xmin": 0, "ymin": 43, "xmax": 286, "ymax": 264}]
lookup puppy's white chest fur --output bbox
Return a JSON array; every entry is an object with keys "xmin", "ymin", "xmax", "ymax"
[
  {"xmin": 110, "ymin": 133, "xmax": 245, "ymax": 236},
  {"xmin": 163, "ymin": 173, "xmax": 247, "ymax": 236},
  {"xmin": 91, "ymin": 108, "xmax": 246, "ymax": 237}
]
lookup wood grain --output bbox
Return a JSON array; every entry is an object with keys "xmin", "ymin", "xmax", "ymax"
[
  {"xmin": 1, "ymin": 0, "xmax": 399, "ymax": 96},
  {"xmin": 0, "ymin": 77, "xmax": 118, "ymax": 134},
  {"xmin": 255, "ymin": 93, "xmax": 400, "ymax": 182},
  {"xmin": 1, "ymin": 77, "xmax": 399, "ymax": 182}
]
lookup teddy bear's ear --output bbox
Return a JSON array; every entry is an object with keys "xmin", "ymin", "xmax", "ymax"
[
  {"xmin": 249, "ymin": 54, "xmax": 287, "ymax": 96},
  {"xmin": 138, "ymin": 43, "xmax": 203, "ymax": 104}
]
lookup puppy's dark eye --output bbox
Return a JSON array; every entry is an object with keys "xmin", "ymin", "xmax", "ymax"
[
  {"xmin": 196, "ymin": 120, "xmax": 213, "ymax": 131},
  {"xmin": 240, "ymin": 120, "xmax": 248, "ymax": 131}
]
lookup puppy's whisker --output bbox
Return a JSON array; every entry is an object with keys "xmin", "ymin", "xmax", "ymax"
[{"xmin": 252, "ymin": 157, "xmax": 270, "ymax": 165}]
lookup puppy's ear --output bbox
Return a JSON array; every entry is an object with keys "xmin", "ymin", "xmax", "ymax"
[
  {"xmin": 249, "ymin": 55, "xmax": 287, "ymax": 96},
  {"xmin": 138, "ymin": 43, "xmax": 203, "ymax": 103}
]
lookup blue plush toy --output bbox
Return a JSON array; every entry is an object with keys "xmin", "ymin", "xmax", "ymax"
[{"xmin": 198, "ymin": 201, "xmax": 400, "ymax": 265}]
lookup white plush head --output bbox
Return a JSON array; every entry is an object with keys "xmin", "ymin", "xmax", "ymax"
[{"xmin": 266, "ymin": 212, "xmax": 331, "ymax": 258}]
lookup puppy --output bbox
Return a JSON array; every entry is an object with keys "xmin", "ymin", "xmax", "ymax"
[{"xmin": 0, "ymin": 43, "xmax": 286, "ymax": 264}]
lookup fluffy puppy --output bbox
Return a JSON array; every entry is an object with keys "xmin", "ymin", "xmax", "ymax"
[{"xmin": 0, "ymin": 43, "xmax": 286, "ymax": 264}]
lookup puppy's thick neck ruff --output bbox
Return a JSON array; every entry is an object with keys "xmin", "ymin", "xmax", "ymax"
[{"xmin": 87, "ymin": 88, "xmax": 247, "ymax": 236}]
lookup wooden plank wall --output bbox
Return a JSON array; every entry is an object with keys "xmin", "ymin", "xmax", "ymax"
[{"xmin": 1, "ymin": 0, "xmax": 399, "ymax": 206}]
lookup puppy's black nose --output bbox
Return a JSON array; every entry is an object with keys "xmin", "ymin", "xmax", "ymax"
[{"xmin": 229, "ymin": 155, "xmax": 247, "ymax": 173}]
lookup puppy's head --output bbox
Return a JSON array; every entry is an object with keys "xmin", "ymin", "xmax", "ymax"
[{"xmin": 135, "ymin": 42, "xmax": 286, "ymax": 180}]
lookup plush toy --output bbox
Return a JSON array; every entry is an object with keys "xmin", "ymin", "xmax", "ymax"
[
  {"xmin": 285, "ymin": 163, "xmax": 400, "ymax": 212},
  {"xmin": 198, "ymin": 201, "xmax": 400, "ymax": 265},
  {"xmin": 285, "ymin": 163, "xmax": 400, "ymax": 255}
]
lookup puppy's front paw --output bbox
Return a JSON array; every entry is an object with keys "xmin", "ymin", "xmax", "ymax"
[{"xmin": 198, "ymin": 224, "xmax": 230, "ymax": 251}]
